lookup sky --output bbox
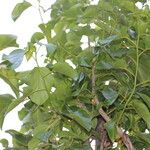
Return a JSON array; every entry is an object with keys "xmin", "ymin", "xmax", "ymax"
[{"xmin": 0, "ymin": 0, "xmax": 56, "ymax": 148}]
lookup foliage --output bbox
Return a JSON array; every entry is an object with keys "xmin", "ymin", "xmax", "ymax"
[{"xmin": 0, "ymin": 0, "xmax": 150, "ymax": 149}]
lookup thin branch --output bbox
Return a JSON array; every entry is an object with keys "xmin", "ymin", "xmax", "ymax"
[{"xmin": 37, "ymin": 0, "xmax": 44, "ymax": 23}]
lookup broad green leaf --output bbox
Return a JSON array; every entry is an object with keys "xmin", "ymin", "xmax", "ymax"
[
  {"xmin": 132, "ymin": 100, "xmax": 150, "ymax": 128},
  {"xmin": 127, "ymin": 28, "xmax": 137, "ymax": 39},
  {"xmin": 105, "ymin": 121, "xmax": 117, "ymax": 142},
  {"xmin": 6, "ymin": 129, "xmax": 31, "ymax": 146},
  {"xmin": 46, "ymin": 43, "xmax": 57, "ymax": 56},
  {"xmin": 38, "ymin": 43, "xmax": 57, "ymax": 57},
  {"xmin": 17, "ymin": 70, "xmax": 31, "ymax": 85},
  {"xmin": 113, "ymin": 59, "xmax": 128, "ymax": 70},
  {"xmin": 0, "ymin": 69, "xmax": 19, "ymax": 97},
  {"xmin": 83, "ymin": 5, "xmax": 98, "ymax": 18},
  {"xmin": 139, "ymin": 93, "xmax": 150, "ymax": 110},
  {"xmin": 31, "ymin": 32, "xmax": 44, "ymax": 44},
  {"xmin": 29, "ymin": 67, "xmax": 53, "ymax": 105},
  {"xmin": 0, "ymin": 139, "xmax": 8, "ymax": 148},
  {"xmin": 18, "ymin": 108, "xmax": 28, "ymax": 121},
  {"xmin": 0, "ymin": 94, "xmax": 13, "ymax": 129},
  {"xmin": 143, "ymin": 35, "xmax": 150, "ymax": 49},
  {"xmin": 96, "ymin": 61, "xmax": 113, "ymax": 70},
  {"xmin": 54, "ymin": 21, "xmax": 66, "ymax": 33},
  {"xmin": 6, "ymin": 88, "xmax": 32, "ymax": 114},
  {"xmin": 107, "ymin": 48, "xmax": 128, "ymax": 58},
  {"xmin": 67, "ymin": 109, "xmax": 92, "ymax": 131},
  {"xmin": 63, "ymin": 4, "xmax": 83, "ymax": 18},
  {"xmin": 28, "ymin": 138, "xmax": 40, "ymax": 150},
  {"xmin": 12, "ymin": 1, "xmax": 32, "ymax": 21},
  {"xmin": 48, "ymin": 78, "xmax": 71, "ymax": 110},
  {"xmin": 2, "ymin": 49, "xmax": 24, "ymax": 69},
  {"xmin": 98, "ymin": 35, "xmax": 118, "ymax": 46},
  {"xmin": 102, "ymin": 87, "xmax": 118, "ymax": 105},
  {"xmin": 25, "ymin": 42, "xmax": 36, "ymax": 60},
  {"xmin": 33, "ymin": 124, "xmax": 47, "ymax": 135},
  {"xmin": 6, "ymin": 99, "xmax": 23, "ymax": 115},
  {"xmin": 53, "ymin": 62, "xmax": 78, "ymax": 80},
  {"xmin": 138, "ymin": 54, "xmax": 150, "ymax": 83},
  {"xmin": 0, "ymin": 34, "xmax": 18, "ymax": 50},
  {"xmin": 137, "ymin": 132, "xmax": 150, "ymax": 144},
  {"xmin": 39, "ymin": 21, "xmax": 53, "ymax": 42},
  {"xmin": 32, "ymin": 109, "xmax": 44, "ymax": 126}
]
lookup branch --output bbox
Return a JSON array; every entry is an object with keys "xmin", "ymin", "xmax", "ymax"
[{"xmin": 91, "ymin": 59, "xmax": 134, "ymax": 150}]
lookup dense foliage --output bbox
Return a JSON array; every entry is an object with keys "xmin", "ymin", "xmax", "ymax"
[{"xmin": 0, "ymin": 0, "xmax": 150, "ymax": 149}]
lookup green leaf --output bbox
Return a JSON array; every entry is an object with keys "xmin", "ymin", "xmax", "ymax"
[
  {"xmin": 138, "ymin": 54, "xmax": 150, "ymax": 83},
  {"xmin": 98, "ymin": 35, "xmax": 118, "ymax": 46},
  {"xmin": 31, "ymin": 32, "xmax": 44, "ymax": 44},
  {"xmin": 6, "ymin": 89, "xmax": 32, "ymax": 114},
  {"xmin": 105, "ymin": 121, "xmax": 117, "ymax": 142},
  {"xmin": 0, "ymin": 139, "xmax": 8, "ymax": 148},
  {"xmin": 28, "ymin": 138, "xmax": 40, "ymax": 150},
  {"xmin": 29, "ymin": 67, "xmax": 53, "ymax": 105},
  {"xmin": 102, "ymin": 87, "xmax": 118, "ymax": 105},
  {"xmin": 0, "ymin": 69, "xmax": 19, "ymax": 97},
  {"xmin": 0, "ymin": 34, "xmax": 18, "ymax": 50},
  {"xmin": 137, "ymin": 132, "xmax": 150, "ymax": 144},
  {"xmin": 46, "ymin": 43, "xmax": 57, "ymax": 56},
  {"xmin": 139, "ymin": 93, "xmax": 150, "ymax": 110},
  {"xmin": 25, "ymin": 42, "xmax": 36, "ymax": 60},
  {"xmin": 53, "ymin": 62, "xmax": 77, "ymax": 80},
  {"xmin": 0, "ymin": 94, "xmax": 13, "ymax": 129},
  {"xmin": 96, "ymin": 61, "xmax": 113, "ymax": 70},
  {"xmin": 67, "ymin": 109, "xmax": 92, "ymax": 131},
  {"xmin": 128, "ymin": 28, "xmax": 137, "ymax": 39},
  {"xmin": 33, "ymin": 124, "xmax": 47, "ymax": 135},
  {"xmin": 12, "ymin": 1, "xmax": 32, "ymax": 21},
  {"xmin": 2, "ymin": 49, "xmax": 24, "ymax": 69},
  {"xmin": 132, "ymin": 99, "xmax": 150, "ymax": 128},
  {"xmin": 49, "ymin": 79, "xmax": 71, "ymax": 110},
  {"xmin": 18, "ymin": 108, "xmax": 28, "ymax": 121},
  {"xmin": 39, "ymin": 43, "xmax": 57, "ymax": 57},
  {"xmin": 6, "ymin": 129, "xmax": 31, "ymax": 146}
]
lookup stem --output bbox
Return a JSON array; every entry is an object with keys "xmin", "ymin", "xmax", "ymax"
[
  {"xmin": 139, "ymin": 48, "xmax": 150, "ymax": 57},
  {"xmin": 136, "ymin": 80, "xmax": 150, "ymax": 87},
  {"xmin": 117, "ymin": 35, "xmax": 140, "ymax": 125},
  {"xmin": 33, "ymin": 46, "xmax": 41, "ymax": 67},
  {"xmin": 38, "ymin": 0, "xmax": 44, "ymax": 23}
]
